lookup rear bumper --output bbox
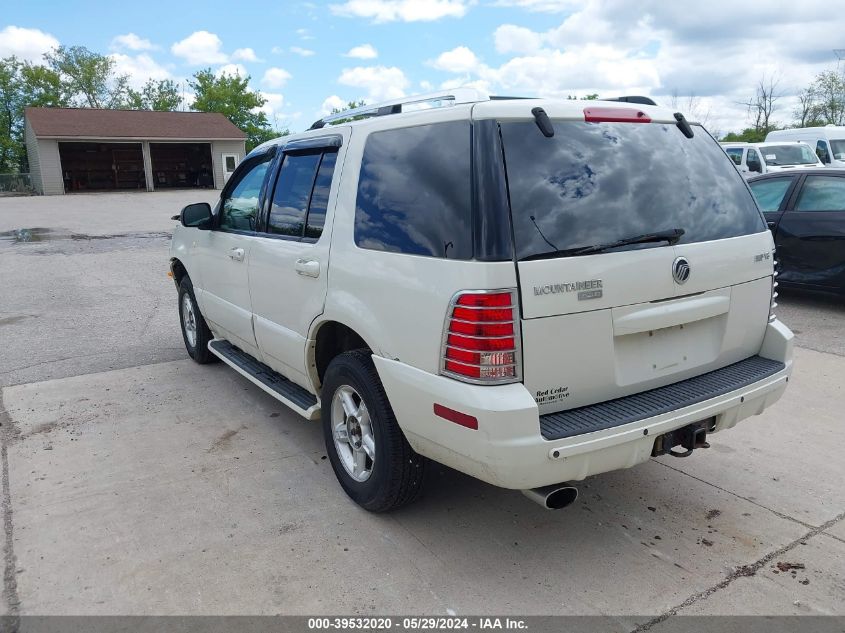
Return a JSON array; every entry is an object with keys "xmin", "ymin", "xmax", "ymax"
[{"xmin": 374, "ymin": 320, "xmax": 793, "ymax": 490}]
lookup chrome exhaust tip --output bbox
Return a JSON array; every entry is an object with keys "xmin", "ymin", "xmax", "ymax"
[{"xmin": 521, "ymin": 484, "xmax": 579, "ymax": 510}]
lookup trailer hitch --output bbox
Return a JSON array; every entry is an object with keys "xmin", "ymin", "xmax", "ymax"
[{"xmin": 651, "ymin": 419, "xmax": 713, "ymax": 458}]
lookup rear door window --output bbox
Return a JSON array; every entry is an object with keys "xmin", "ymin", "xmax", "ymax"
[
  {"xmin": 265, "ymin": 149, "xmax": 338, "ymax": 240},
  {"xmin": 354, "ymin": 121, "xmax": 472, "ymax": 259},
  {"xmin": 795, "ymin": 175, "xmax": 845, "ymax": 211},
  {"xmin": 268, "ymin": 153, "xmax": 321, "ymax": 237},
  {"xmin": 749, "ymin": 177, "xmax": 794, "ymax": 212},
  {"xmin": 499, "ymin": 120, "xmax": 766, "ymax": 260}
]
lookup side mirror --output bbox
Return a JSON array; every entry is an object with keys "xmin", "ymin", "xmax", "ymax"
[
  {"xmin": 748, "ymin": 161, "xmax": 762, "ymax": 173},
  {"xmin": 181, "ymin": 202, "xmax": 213, "ymax": 229}
]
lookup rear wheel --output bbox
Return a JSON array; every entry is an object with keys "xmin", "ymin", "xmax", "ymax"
[
  {"xmin": 322, "ymin": 350, "xmax": 426, "ymax": 512},
  {"xmin": 178, "ymin": 276, "xmax": 214, "ymax": 364}
]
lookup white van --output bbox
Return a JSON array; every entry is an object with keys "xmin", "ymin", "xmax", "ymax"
[
  {"xmin": 720, "ymin": 142, "xmax": 767, "ymax": 177},
  {"xmin": 765, "ymin": 127, "xmax": 845, "ymax": 168}
]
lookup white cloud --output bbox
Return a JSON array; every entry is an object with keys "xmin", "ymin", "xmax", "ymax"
[
  {"xmin": 296, "ymin": 28, "xmax": 315, "ymax": 40},
  {"xmin": 216, "ymin": 63, "xmax": 248, "ymax": 78},
  {"xmin": 345, "ymin": 44, "xmax": 378, "ymax": 59},
  {"xmin": 171, "ymin": 31, "xmax": 228, "ymax": 66},
  {"xmin": 429, "ymin": 46, "xmax": 480, "ymax": 73},
  {"xmin": 262, "ymin": 67, "xmax": 293, "ymax": 89},
  {"xmin": 419, "ymin": 80, "xmax": 434, "ymax": 91},
  {"xmin": 492, "ymin": 0, "xmax": 581, "ymax": 12},
  {"xmin": 494, "ymin": 24, "xmax": 543, "ymax": 55},
  {"xmin": 109, "ymin": 53, "xmax": 172, "ymax": 89},
  {"xmin": 338, "ymin": 65, "xmax": 409, "ymax": 101},
  {"xmin": 0, "ymin": 26, "xmax": 59, "ymax": 63},
  {"xmin": 259, "ymin": 91, "xmax": 285, "ymax": 117},
  {"xmin": 321, "ymin": 95, "xmax": 347, "ymax": 116},
  {"xmin": 290, "ymin": 46, "xmax": 316, "ymax": 57},
  {"xmin": 110, "ymin": 33, "xmax": 156, "ymax": 52},
  {"xmin": 330, "ymin": 0, "xmax": 473, "ymax": 23},
  {"xmin": 232, "ymin": 47, "xmax": 261, "ymax": 62}
]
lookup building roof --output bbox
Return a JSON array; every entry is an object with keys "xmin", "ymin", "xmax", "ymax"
[{"xmin": 25, "ymin": 107, "xmax": 246, "ymax": 140}]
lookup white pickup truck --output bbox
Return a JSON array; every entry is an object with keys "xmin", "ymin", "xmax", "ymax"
[{"xmin": 170, "ymin": 90, "xmax": 793, "ymax": 512}]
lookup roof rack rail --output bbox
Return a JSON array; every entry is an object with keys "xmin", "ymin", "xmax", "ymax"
[
  {"xmin": 308, "ymin": 87, "xmax": 490, "ymax": 130},
  {"xmin": 604, "ymin": 95, "xmax": 657, "ymax": 106}
]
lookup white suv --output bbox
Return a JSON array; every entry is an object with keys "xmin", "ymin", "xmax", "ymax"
[{"xmin": 170, "ymin": 89, "xmax": 793, "ymax": 512}]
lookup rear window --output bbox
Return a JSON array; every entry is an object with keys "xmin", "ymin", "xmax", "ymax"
[
  {"xmin": 354, "ymin": 121, "xmax": 472, "ymax": 259},
  {"xmin": 500, "ymin": 121, "xmax": 766, "ymax": 260}
]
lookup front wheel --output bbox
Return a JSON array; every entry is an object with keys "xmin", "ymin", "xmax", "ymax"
[
  {"xmin": 322, "ymin": 350, "xmax": 426, "ymax": 512},
  {"xmin": 178, "ymin": 276, "xmax": 214, "ymax": 364}
]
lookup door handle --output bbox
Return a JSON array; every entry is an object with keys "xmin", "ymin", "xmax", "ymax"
[
  {"xmin": 294, "ymin": 258, "xmax": 320, "ymax": 278},
  {"xmin": 228, "ymin": 247, "xmax": 245, "ymax": 262}
]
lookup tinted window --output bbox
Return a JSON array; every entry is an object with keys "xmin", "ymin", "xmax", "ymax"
[
  {"xmin": 306, "ymin": 152, "xmax": 337, "ymax": 239},
  {"xmin": 355, "ymin": 121, "xmax": 471, "ymax": 259},
  {"xmin": 831, "ymin": 140, "xmax": 845, "ymax": 160},
  {"xmin": 500, "ymin": 121, "xmax": 766, "ymax": 260},
  {"xmin": 749, "ymin": 178, "xmax": 793, "ymax": 212},
  {"xmin": 268, "ymin": 153, "xmax": 321, "ymax": 236},
  {"xmin": 725, "ymin": 148, "xmax": 743, "ymax": 165},
  {"xmin": 220, "ymin": 158, "xmax": 272, "ymax": 231},
  {"xmin": 795, "ymin": 176, "xmax": 845, "ymax": 211}
]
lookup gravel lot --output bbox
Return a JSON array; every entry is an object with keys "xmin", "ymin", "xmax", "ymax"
[{"xmin": 1, "ymin": 192, "xmax": 843, "ymax": 623}]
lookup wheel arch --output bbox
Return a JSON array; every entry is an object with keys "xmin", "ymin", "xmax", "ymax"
[{"xmin": 308, "ymin": 318, "xmax": 377, "ymax": 393}]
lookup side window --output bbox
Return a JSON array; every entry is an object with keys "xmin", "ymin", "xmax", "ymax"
[
  {"xmin": 795, "ymin": 176, "xmax": 845, "ymax": 212},
  {"xmin": 816, "ymin": 140, "xmax": 831, "ymax": 164},
  {"xmin": 354, "ymin": 121, "xmax": 472, "ymax": 259},
  {"xmin": 266, "ymin": 149, "xmax": 339, "ymax": 239},
  {"xmin": 220, "ymin": 157, "xmax": 272, "ymax": 231},
  {"xmin": 749, "ymin": 177, "xmax": 793, "ymax": 212},
  {"xmin": 725, "ymin": 148, "xmax": 742, "ymax": 165},
  {"xmin": 306, "ymin": 152, "xmax": 337, "ymax": 239},
  {"xmin": 746, "ymin": 149, "xmax": 763, "ymax": 173},
  {"xmin": 268, "ymin": 153, "xmax": 321, "ymax": 237}
]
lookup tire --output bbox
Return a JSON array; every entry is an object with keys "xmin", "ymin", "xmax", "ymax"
[
  {"xmin": 178, "ymin": 276, "xmax": 215, "ymax": 364},
  {"xmin": 322, "ymin": 350, "xmax": 427, "ymax": 512}
]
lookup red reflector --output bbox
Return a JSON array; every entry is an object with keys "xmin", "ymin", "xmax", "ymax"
[
  {"xmin": 584, "ymin": 107, "xmax": 651, "ymax": 123},
  {"xmin": 448, "ymin": 333, "xmax": 515, "ymax": 350},
  {"xmin": 452, "ymin": 306, "xmax": 513, "ymax": 322},
  {"xmin": 433, "ymin": 403, "xmax": 478, "ymax": 430},
  {"xmin": 449, "ymin": 320, "xmax": 513, "ymax": 336},
  {"xmin": 456, "ymin": 292, "xmax": 512, "ymax": 307}
]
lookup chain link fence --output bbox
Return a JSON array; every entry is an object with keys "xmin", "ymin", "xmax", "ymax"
[{"xmin": 0, "ymin": 173, "xmax": 34, "ymax": 195}]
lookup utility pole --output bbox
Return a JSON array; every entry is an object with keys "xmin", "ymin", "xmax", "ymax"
[{"xmin": 835, "ymin": 49, "xmax": 845, "ymax": 71}]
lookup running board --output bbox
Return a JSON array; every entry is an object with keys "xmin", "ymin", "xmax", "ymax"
[{"xmin": 208, "ymin": 339, "xmax": 320, "ymax": 420}]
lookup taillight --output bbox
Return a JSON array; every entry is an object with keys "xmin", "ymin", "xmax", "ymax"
[
  {"xmin": 440, "ymin": 289, "xmax": 520, "ymax": 384},
  {"xmin": 584, "ymin": 107, "xmax": 651, "ymax": 123},
  {"xmin": 770, "ymin": 252, "xmax": 779, "ymax": 323}
]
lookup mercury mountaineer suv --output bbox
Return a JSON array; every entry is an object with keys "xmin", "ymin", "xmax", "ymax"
[{"xmin": 169, "ymin": 89, "xmax": 793, "ymax": 512}]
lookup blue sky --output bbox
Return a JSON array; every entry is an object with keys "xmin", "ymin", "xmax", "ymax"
[{"xmin": 2, "ymin": 1, "xmax": 842, "ymax": 135}]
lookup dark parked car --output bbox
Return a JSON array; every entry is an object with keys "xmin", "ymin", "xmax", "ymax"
[{"xmin": 749, "ymin": 169, "xmax": 845, "ymax": 295}]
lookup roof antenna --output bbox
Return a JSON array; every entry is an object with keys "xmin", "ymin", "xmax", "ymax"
[{"xmin": 531, "ymin": 107, "xmax": 554, "ymax": 138}]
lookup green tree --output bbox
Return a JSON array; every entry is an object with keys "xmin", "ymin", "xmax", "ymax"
[
  {"xmin": 189, "ymin": 69, "xmax": 274, "ymax": 150},
  {"xmin": 45, "ymin": 45, "xmax": 128, "ymax": 108},
  {"xmin": 126, "ymin": 79, "xmax": 183, "ymax": 111},
  {"xmin": 0, "ymin": 56, "xmax": 67, "ymax": 171},
  {"xmin": 720, "ymin": 128, "xmax": 767, "ymax": 143},
  {"xmin": 810, "ymin": 70, "xmax": 845, "ymax": 126}
]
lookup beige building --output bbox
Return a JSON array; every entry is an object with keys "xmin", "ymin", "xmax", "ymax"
[{"xmin": 24, "ymin": 107, "xmax": 246, "ymax": 195}]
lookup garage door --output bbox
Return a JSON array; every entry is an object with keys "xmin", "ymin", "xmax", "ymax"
[
  {"xmin": 59, "ymin": 142, "xmax": 145, "ymax": 192},
  {"xmin": 150, "ymin": 143, "xmax": 214, "ymax": 189}
]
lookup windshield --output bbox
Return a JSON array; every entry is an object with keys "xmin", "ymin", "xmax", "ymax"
[
  {"xmin": 499, "ymin": 121, "xmax": 765, "ymax": 260},
  {"xmin": 830, "ymin": 139, "xmax": 845, "ymax": 160},
  {"xmin": 760, "ymin": 144, "xmax": 818, "ymax": 166}
]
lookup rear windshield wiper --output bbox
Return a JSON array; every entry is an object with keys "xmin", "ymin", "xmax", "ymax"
[{"xmin": 520, "ymin": 228, "xmax": 685, "ymax": 261}]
